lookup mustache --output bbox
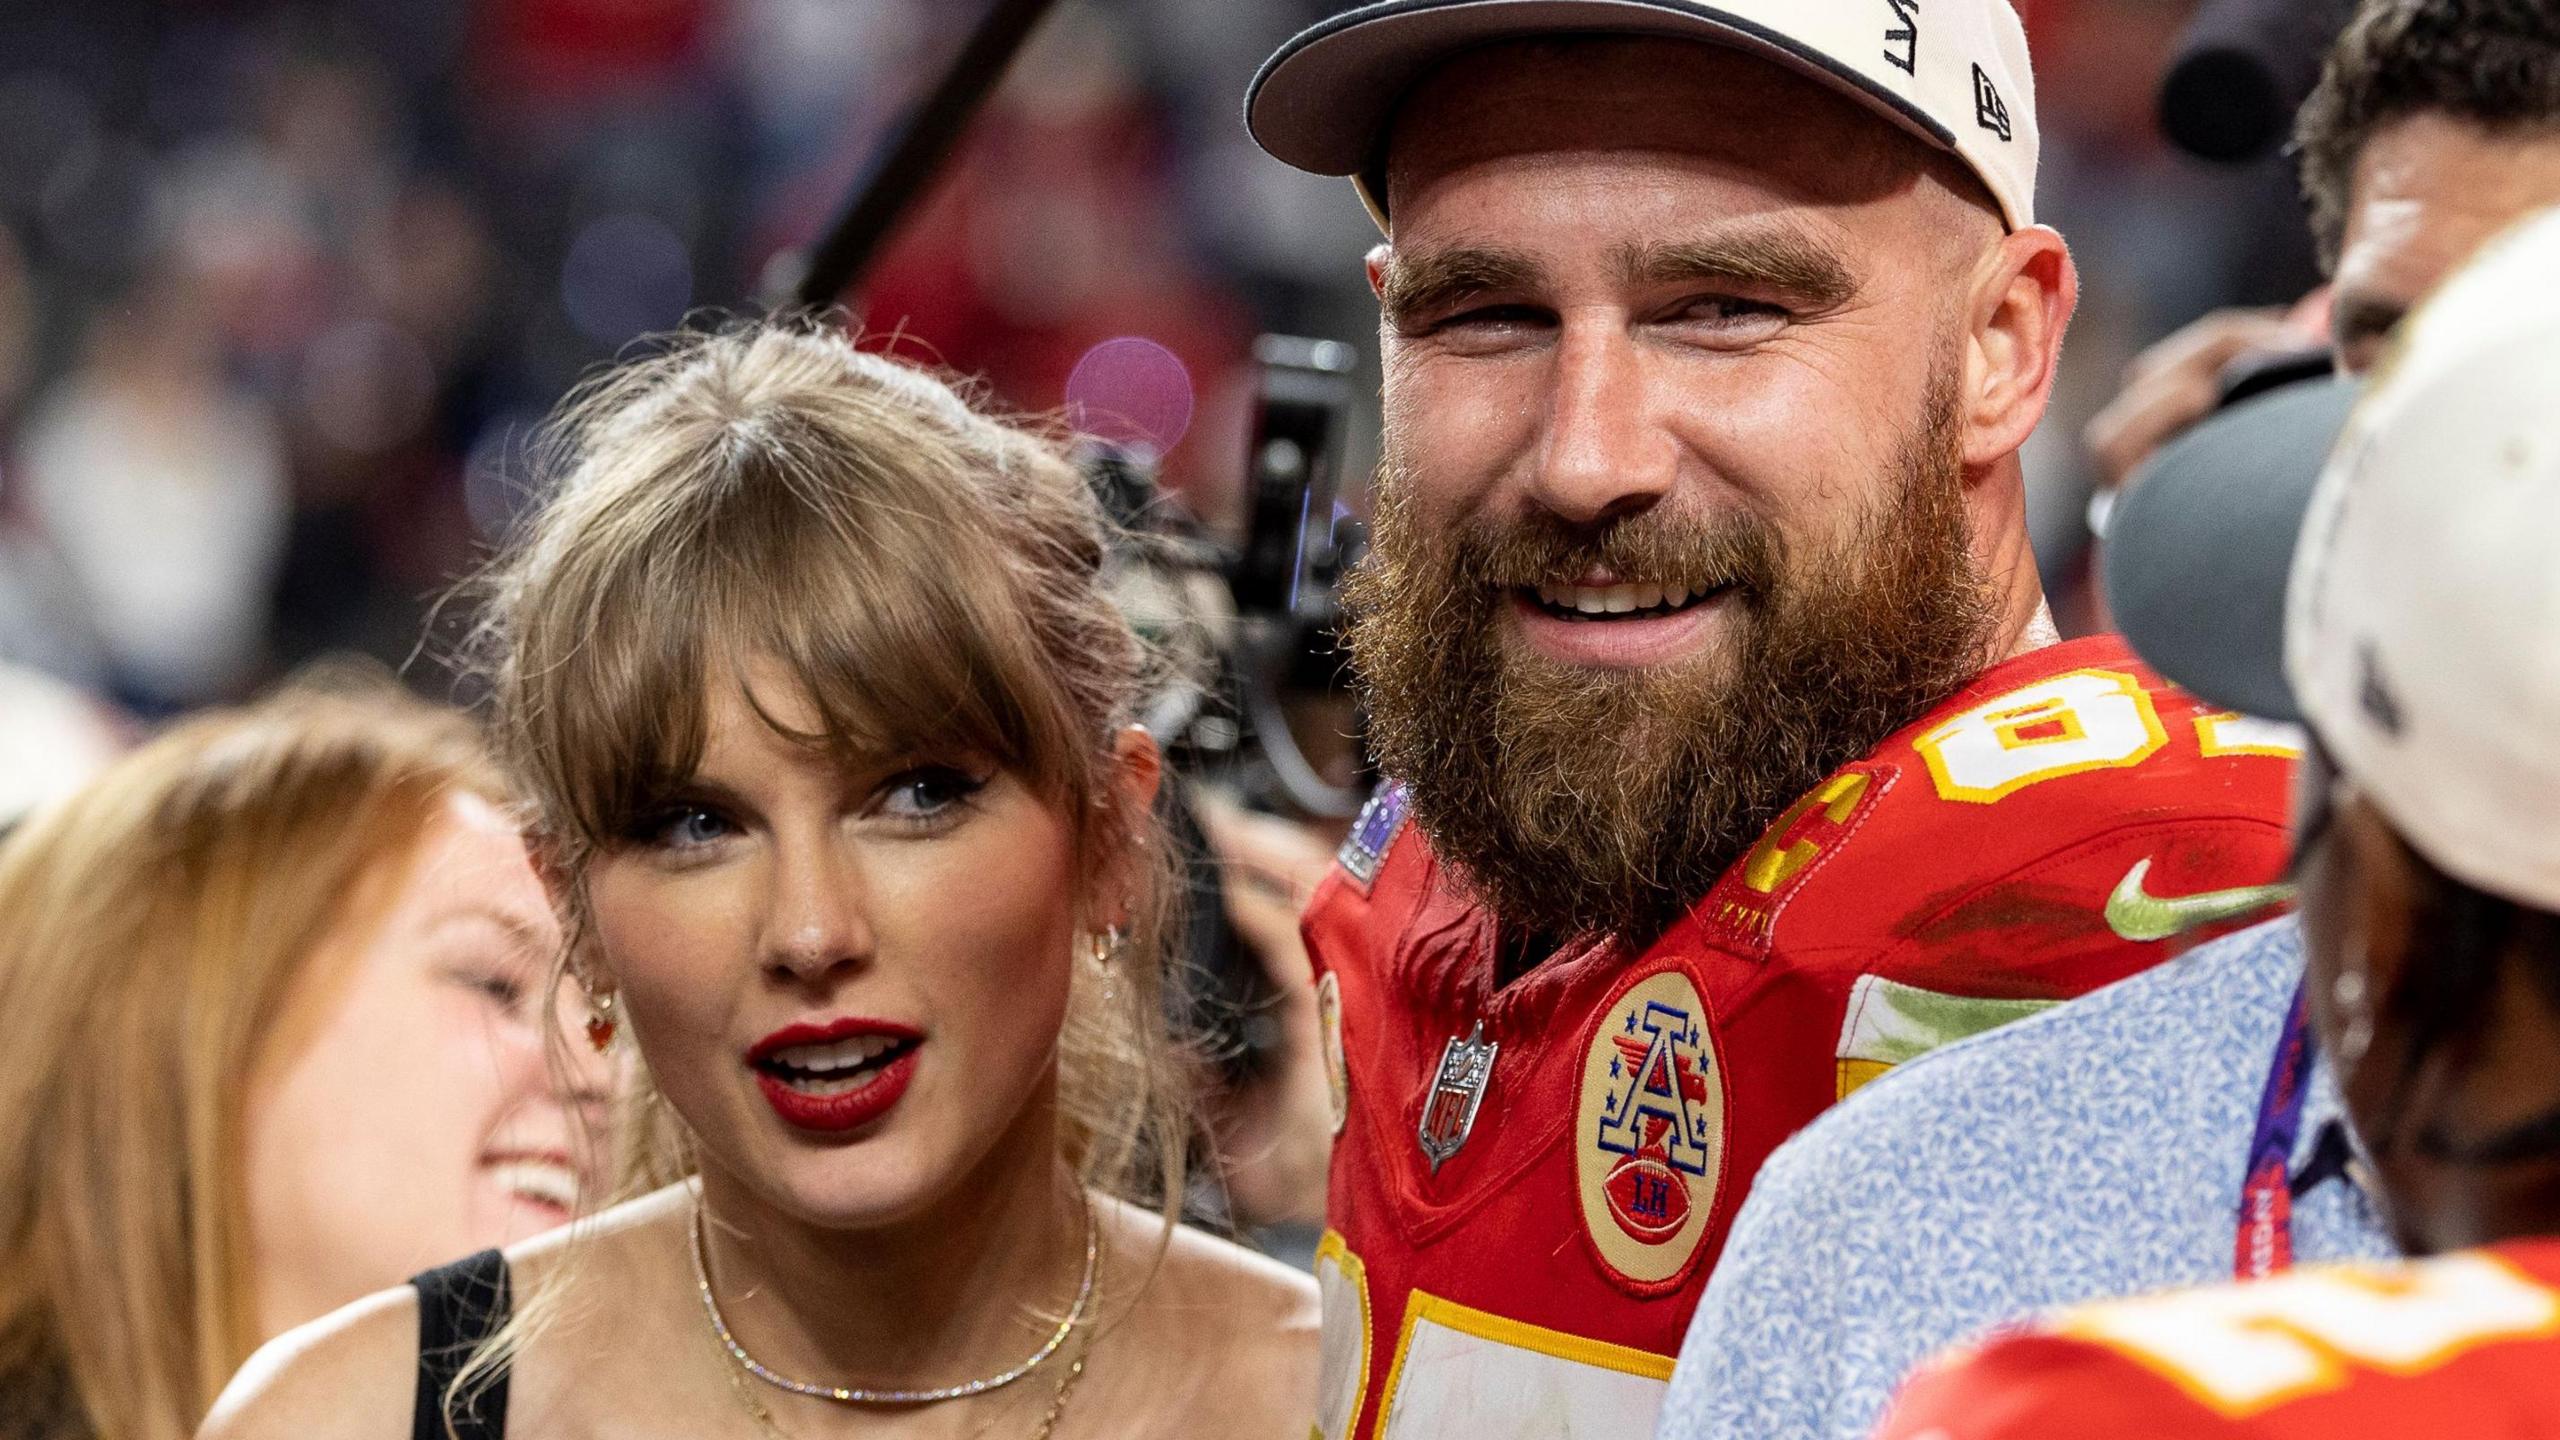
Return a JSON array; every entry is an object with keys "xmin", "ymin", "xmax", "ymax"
[
  {"xmin": 1348, "ymin": 358, "xmax": 1992, "ymax": 944},
  {"xmin": 1436, "ymin": 505, "xmax": 1782, "ymax": 598}
]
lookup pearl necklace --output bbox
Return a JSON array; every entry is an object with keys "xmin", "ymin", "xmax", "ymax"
[{"xmin": 689, "ymin": 1195, "xmax": 1099, "ymax": 1405}]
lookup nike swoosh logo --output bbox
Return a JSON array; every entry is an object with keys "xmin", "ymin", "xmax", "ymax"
[{"xmin": 2104, "ymin": 859, "xmax": 2295, "ymax": 943}]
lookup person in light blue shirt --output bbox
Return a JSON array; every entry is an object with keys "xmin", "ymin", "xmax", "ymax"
[
  {"xmin": 1654, "ymin": 911, "xmax": 2394, "ymax": 1440},
  {"xmin": 1656, "ymin": 381, "xmax": 2392, "ymax": 1440}
]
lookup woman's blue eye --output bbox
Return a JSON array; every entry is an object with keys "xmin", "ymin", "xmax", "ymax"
[
  {"xmin": 650, "ymin": 806, "xmax": 733, "ymax": 849},
  {"xmin": 881, "ymin": 767, "xmax": 985, "ymax": 820}
]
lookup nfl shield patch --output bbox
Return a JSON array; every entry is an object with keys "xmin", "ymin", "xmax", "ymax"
[{"xmin": 1417, "ymin": 1022, "xmax": 1497, "ymax": 1173}]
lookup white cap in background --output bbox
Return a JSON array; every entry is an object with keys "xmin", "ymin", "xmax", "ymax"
[{"xmin": 2284, "ymin": 208, "xmax": 2560, "ymax": 912}]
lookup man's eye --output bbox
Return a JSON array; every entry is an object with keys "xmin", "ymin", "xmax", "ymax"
[
  {"xmin": 1675, "ymin": 296, "xmax": 1787, "ymax": 326},
  {"xmin": 879, "ymin": 766, "xmax": 988, "ymax": 821},
  {"xmin": 1437, "ymin": 304, "xmax": 1546, "ymax": 332}
]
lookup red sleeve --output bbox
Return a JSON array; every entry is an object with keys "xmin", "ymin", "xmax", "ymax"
[
  {"xmin": 1867, "ymin": 813, "xmax": 2298, "ymax": 1004},
  {"xmin": 1874, "ymin": 1335, "xmax": 2250, "ymax": 1440}
]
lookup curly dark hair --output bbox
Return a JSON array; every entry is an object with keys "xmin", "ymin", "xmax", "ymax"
[{"xmin": 2295, "ymin": 0, "xmax": 2560, "ymax": 271}]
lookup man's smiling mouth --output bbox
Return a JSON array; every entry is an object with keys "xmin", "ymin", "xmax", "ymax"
[{"xmin": 1523, "ymin": 581, "xmax": 1734, "ymax": 620}]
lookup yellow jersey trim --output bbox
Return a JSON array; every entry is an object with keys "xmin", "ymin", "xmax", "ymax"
[{"xmin": 1371, "ymin": 1288, "xmax": 1676, "ymax": 1437}]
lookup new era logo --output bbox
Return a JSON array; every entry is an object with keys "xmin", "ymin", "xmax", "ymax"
[
  {"xmin": 2358, "ymin": 640, "xmax": 2406, "ymax": 738},
  {"xmin": 1882, "ymin": 0, "xmax": 1919, "ymax": 74},
  {"xmin": 1972, "ymin": 64, "xmax": 2012, "ymax": 141}
]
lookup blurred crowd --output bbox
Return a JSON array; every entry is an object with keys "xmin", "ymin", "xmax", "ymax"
[
  {"xmin": 0, "ymin": 0, "xmax": 2310, "ymax": 729},
  {"xmin": 0, "ymin": 0, "xmax": 1331, "ymax": 718}
]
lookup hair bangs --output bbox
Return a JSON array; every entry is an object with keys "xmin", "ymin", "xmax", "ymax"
[{"xmin": 534, "ymin": 439, "xmax": 1089, "ymax": 852}]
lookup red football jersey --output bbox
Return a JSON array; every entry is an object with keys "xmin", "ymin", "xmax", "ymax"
[
  {"xmin": 1301, "ymin": 634, "xmax": 2298, "ymax": 1439},
  {"xmin": 1873, "ymin": 1241, "xmax": 2560, "ymax": 1439}
]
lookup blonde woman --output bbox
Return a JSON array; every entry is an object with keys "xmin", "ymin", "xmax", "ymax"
[
  {"xmin": 207, "ymin": 324, "xmax": 1320, "ymax": 1440},
  {"xmin": 0, "ymin": 674, "xmax": 604, "ymax": 1440}
]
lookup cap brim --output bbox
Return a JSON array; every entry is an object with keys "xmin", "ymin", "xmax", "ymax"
[
  {"xmin": 1246, "ymin": 0, "xmax": 1959, "ymax": 218},
  {"xmin": 2105, "ymin": 377, "xmax": 2363, "ymax": 724}
]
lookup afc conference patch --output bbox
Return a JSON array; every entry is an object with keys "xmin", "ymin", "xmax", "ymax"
[
  {"xmin": 1335, "ymin": 782, "xmax": 1410, "ymax": 892},
  {"xmin": 1576, "ymin": 963, "xmax": 1728, "ymax": 1295}
]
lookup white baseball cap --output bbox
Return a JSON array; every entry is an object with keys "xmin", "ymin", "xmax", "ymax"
[
  {"xmin": 1246, "ymin": 0, "xmax": 2041, "ymax": 232},
  {"xmin": 2109, "ymin": 207, "xmax": 2560, "ymax": 912},
  {"xmin": 2285, "ymin": 207, "xmax": 2560, "ymax": 912}
]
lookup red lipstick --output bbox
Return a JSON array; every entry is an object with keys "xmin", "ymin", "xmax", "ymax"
[{"xmin": 745, "ymin": 1018, "xmax": 924, "ymax": 1135}]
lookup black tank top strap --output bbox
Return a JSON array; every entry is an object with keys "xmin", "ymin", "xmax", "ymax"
[{"xmin": 409, "ymin": 1249, "xmax": 513, "ymax": 1440}]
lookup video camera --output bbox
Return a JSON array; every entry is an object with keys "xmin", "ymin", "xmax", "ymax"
[{"xmin": 1085, "ymin": 336, "xmax": 1372, "ymax": 1097}]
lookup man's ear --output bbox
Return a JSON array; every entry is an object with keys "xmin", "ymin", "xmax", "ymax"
[
  {"xmin": 1960, "ymin": 224, "xmax": 2079, "ymax": 470},
  {"xmin": 1365, "ymin": 243, "xmax": 1393, "ymax": 301}
]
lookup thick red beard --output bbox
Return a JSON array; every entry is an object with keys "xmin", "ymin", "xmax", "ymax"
[{"xmin": 1342, "ymin": 367, "xmax": 1996, "ymax": 950}]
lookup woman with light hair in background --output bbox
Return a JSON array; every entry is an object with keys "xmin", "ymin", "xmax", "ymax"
[
  {"xmin": 204, "ymin": 323, "xmax": 1320, "ymax": 1440},
  {"xmin": 0, "ymin": 672, "xmax": 608, "ymax": 1440}
]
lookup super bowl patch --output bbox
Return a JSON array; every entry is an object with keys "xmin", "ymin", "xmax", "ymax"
[
  {"xmin": 1335, "ymin": 782, "xmax": 1410, "ymax": 892},
  {"xmin": 1576, "ymin": 966, "xmax": 1727, "ymax": 1293}
]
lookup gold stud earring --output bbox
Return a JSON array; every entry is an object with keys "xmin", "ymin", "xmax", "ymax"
[
  {"xmin": 583, "ymin": 983, "xmax": 619, "ymax": 1053},
  {"xmin": 1086, "ymin": 925, "xmax": 1126, "ymax": 1008},
  {"xmin": 1086, "ymin": 924, "xmax": 1126, "ymax": 968}
]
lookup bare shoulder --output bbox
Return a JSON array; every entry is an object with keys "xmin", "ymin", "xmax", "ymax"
[
  {"xmin": 1097, "ymin": 1199, "xmax": 1320, "ymax": 1435},
  {"xmin": 198, "ymin": 1285, "xmax": 419, "ymax": 1440},
  {"xmin": 502, "ymin": 1178, "xmax": 691, "ymax": 1295},
  {"xmin": 200, "ymin": 1188, "xmax": 698, "ymax": 1440}
]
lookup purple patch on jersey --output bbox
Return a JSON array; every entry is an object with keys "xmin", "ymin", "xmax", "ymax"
[{"xmin": 1336, "ymin": 782, "xmax": 1410, "ymax": 892}]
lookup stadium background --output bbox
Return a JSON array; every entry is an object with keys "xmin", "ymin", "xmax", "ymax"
[{"xmin": 0, "ymin": 0, "xmax": 2321, "ymax": 726}]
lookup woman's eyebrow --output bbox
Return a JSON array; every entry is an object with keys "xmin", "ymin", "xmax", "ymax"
[{"xmin": 423, "ymin": 903, "xmax": 550, "ymax": 956}]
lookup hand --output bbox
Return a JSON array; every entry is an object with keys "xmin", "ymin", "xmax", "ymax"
[
  {"xmin": 1194, "ymin": 792, "xmax": 1337, "ymax": 1229},
  {"xmin": 2083, "ymin": 295, "xmax": 2331, "ymax": 494}
]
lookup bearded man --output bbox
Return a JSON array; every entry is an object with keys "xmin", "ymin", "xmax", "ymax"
[{"xmin": 1244, "ymin": 3, "xmax": 2299, "ymax": 1437}]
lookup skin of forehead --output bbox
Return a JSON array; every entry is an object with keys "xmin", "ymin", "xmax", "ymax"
[
  {"xmin": 2337, "ymin": 113, "xmax": 2560, "ymax": 347},
  {"xmin": 1381, "ymin": 35, "xmax": 1990, "ymax": 247}
]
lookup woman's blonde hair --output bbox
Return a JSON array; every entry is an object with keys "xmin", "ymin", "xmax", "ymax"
[
  {"xmin": 0, "ymin": 669, "xmax": 503, "ymax": 1440},
  {"xmin": 474, "ymin": 317, "xmax": 1195, "ymax": 1220}
]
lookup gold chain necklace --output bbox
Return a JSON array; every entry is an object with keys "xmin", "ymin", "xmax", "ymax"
[
  {"xmin": 1024, "ymin": 1318, "xmax": 1094, "ymax": 1440},
  {"xmin": 693, "ymin": 1194, "xmax": 1100, "ymax": 1436},
  {"xmin": 715, "ymin": 1326, "xmax": 1092, "ymax": 1440}
]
